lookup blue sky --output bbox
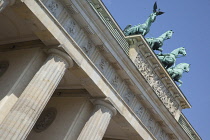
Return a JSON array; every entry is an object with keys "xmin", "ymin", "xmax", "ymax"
[{"xmin": 102, "ymin": 0, "xmax": 210, "ymax": 139}]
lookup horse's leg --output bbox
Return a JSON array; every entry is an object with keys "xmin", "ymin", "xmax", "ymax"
[
  {"xmin": 177, "ymin": 80, "xmax": 183, "ymax": 86},
  {"xmin": 171, "ymin": 74, "xmax": 176, "ymax": 79},
  {"xmin": 157, "ymin": 56, "xmax": 163, "ymax": 63},
  {"xmin": 166, "ymin": 62, "xmax": 174, "ymax": 69},
  {"xmin": 157, "ymin": 48, "xmax": 163, "ymax": 53},
  {"xmin": 165, "ymin": 65, "xmax": 170, "ymax": 69},
  {"xmin": 150, "ymin": 41, "xmax": 155, "ymax": 49},
  {"xmin": 167, "ymin": 69, "xmax": 172, "ymax": 75},
  {"xmin": 142, "ymin": 29, "xmax": 146, "ymax": 36}
]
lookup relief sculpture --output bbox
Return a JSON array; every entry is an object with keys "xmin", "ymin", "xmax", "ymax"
[{"xmin": 134, "ymin": 53, "xmax": 179, "ymax": 116}]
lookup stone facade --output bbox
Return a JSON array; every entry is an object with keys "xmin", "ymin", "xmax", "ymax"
[{"xmin": 0, "ymin": 0, "xmax": 201, "ymax": 140}]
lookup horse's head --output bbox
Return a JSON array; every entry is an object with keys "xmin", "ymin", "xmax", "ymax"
[
  {"xmin": 178, "ymin": 47, "xmax": 187, "ymax": 56},
  {"xmin": 165, "ymin": 30, "xmax": 174, "ymax": 39},
  {"xmin": 185, "ymin": 64, "xmax": 191, "ymax": 72},
  {"xmin": 177, "ymin": 63, "xmax": 190, "ymax": 73},
  {"xmin": 159, "ymin": 30, "xmax": 174, "ymax": 40},
  {"xmin": 171, "ymin": 47, "xmax": 187, "ymax": 57}
]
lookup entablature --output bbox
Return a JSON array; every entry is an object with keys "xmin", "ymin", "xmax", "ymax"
[{"xmin": 11, "ymin": 0, "xmax": 201, "ymax": 139}]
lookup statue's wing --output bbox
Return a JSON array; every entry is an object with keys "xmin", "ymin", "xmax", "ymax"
[
  {"xmin": 153, "ymin": 2, "xmax": 157, "ymax": 13},
  {"xmin": 157, "ymin": 11, "xmax": 164, "ymax": 15},
  {"xmin": 123, "ymin": 24, "xmax": 132, "ymax": 32}
]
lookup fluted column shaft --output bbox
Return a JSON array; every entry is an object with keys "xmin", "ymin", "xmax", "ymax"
[
  {"xmin": 0, "ymin": 49, "xmax": 73, "ymax": 140},
  {"xmin": 77, "ymin": 100, "xmax": 117, "ymax": 140}
]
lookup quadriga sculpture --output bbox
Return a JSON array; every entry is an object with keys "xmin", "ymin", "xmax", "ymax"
[
  {"xmin": 146, "ymin": 30, "xmax": 174, "ymax": 52},
  {"xmin": 123, "ymin": 2, "xmax": 164, "ymax": 36},
  {"xmin": 157, "ymin": 47, "xmax": 187, "ymax": 69},
  {"xmin": 167, "ymin": 63, "xmax": 190, "ymax": 86}
]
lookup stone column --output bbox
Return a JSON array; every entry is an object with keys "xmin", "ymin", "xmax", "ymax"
[
  {"xmin": 77, "ymin": 100, "xmax": 117, "ymax": 140},
  {"xmin": 0, "ymin": 0, "xmax": 15, "ymax": 12},
  {"xmin": 0, "ymin": 48, "xmax": 73, "ymax": 140}
]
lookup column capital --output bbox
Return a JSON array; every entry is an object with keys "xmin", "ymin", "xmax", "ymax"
[
  {"xmin": 93, "ymin": 99, "xmax": 117, "ymax": 116},
  {"xmin": 48, "ymin": 48, "xmax": 74, "ymax": 68}
]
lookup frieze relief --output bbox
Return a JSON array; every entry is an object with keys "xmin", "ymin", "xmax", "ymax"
[
  {"xmin": 45, "ymin": 0, "xmax": 63, "ymax": 18},
  {"xmin": 84, "ymin": 41, "xmax": 94, "ymax": 56},
  {"xmin": 80, "ymin": 37, "xmax": 94, "ymax": 58},
  {"xmin": 134, "ymin": 53, "xmax": 179, "ymax": 116},
  {"xmin": 122, "ymin": 89, "xmax": 134, "ymax": 106},
  {"xmin": 159, "ymin": 129, "xmax": 170, "ymax": 140},
  {"xmin": 110, "ymin": 75, "xmax": 119, "ymax": 89},
  {"xmin": 134, "ymin": 103, "xmax": 145, "ymax": 119},
  {"xmin": 147, "ymin": 116, "xmax": 156, "ymax": 133},
  {"xmin": 98, "ymin": 58, "xmax": 108, "ymax": 74},
  {"xmin": 63, "ymin": 18, "xmax": 77, "ymax": 36},
  {"xmin": 41, "ymin": 0, "xmax": 174, "ymax": 138}
]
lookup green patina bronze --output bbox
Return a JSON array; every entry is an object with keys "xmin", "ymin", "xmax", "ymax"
[
  {"xmin": 146, "ymin": 30, "xmax": 174, "ymax": 52},
  {"xmin": 167, "ymin": 63, "xmax": 190, "ymax": 86},
  {"xmin": 123, "ymin": 2, "xmax": 164, "ymax": 36},
  {"xmin": 157, "ymin": 47, "xmax": 187, "ymax": 69}
]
